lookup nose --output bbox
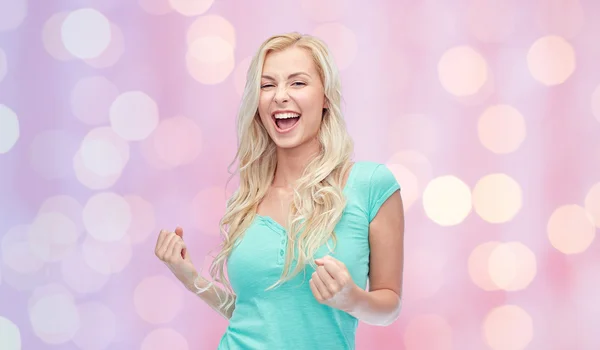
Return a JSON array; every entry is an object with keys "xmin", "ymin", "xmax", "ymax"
[{"xmin": 273, "ymin": 86, "xmax": 289, "ymax": 104}]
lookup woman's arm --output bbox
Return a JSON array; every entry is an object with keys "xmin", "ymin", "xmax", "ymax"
[
  {"xmin": 187, "ymin": 272, "xmax": 236, "ymax": 319},
  {"xmin": 349, "ymin": 189, "xmax": 404, "ymax": 326}
]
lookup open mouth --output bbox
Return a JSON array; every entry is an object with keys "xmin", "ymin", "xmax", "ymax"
[{"xmin": 272, "ymin": 112, "xmax": 301, "ymax": 132}]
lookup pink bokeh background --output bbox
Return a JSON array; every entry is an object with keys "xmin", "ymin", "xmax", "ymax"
[{"xmin": 1, "ymin": 0, "xmax": 599, "ymax": 349}]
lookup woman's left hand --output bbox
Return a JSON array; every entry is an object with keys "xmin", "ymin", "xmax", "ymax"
[{"xmin": 309, "ymin": 255, "xmax": 360, "ymax": 312}]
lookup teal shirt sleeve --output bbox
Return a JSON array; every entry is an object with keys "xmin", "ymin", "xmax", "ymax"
[{"xmin": 368, "ymin": 164, "xmax": 401, "ymax": 222}]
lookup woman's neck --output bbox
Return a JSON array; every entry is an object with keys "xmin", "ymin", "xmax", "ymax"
[{"xmin": 272, "ymin": 138, "xmax": 320, "ymax": 188}]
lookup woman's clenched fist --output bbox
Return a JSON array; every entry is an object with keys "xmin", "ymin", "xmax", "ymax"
[{"xmin": 155, "ymin": 227, "xmax": 198, "ymax": 291}]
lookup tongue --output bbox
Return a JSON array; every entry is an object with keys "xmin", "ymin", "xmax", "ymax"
[{"xmin": 276, "ymin": 117, "xmax": 300, "ymax": 130}]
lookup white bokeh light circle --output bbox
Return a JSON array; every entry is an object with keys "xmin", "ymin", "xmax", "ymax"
[
  {"xmin": 423, "ymin": 175, "xmax": 472, "ymax": 226},
  {"xmin": 72, "ymin": 302, "xmax": 117, "ymax": 350},
  {"xmin": 527, "ymin": 35, "xmax": 576, "ymax": 86},
  {"xmin": 38, "ymin": 195, "xmax": 85, "ymax": 235},
  {"xmin": 61, "ymin": 8, "xmax": 112, "ymax": 59},
  {"xmin": 0, "ymin": 316, "xmax": 21, "ymax": 350},
  {"xmin": 83, "ymin": 192, "xmax": 132, "ymax": 242},
  {"xmin": 28, "ymin": 284, "xmax": 80, "ymax": 345},
  {"xmin": 27, "ymin": 212, "xmax": 79, "ymax": 263},
  {"xmin": 438, "ymin": 45, "xmax": 489, "ymax": 96},
  {"xmin": 186, "ymin": 36, "xmax": 235, "ymax": 85},
  {"xmin": 0, "ymin": 104, "xmax": 19, "ymax": 154},
  {"xmin": 84, "ymin": 23, "xmax": 125, "ymax": 69},
  {"xmin": 109, "ymin": 91, "xmax": 160, "ymax": 141}
]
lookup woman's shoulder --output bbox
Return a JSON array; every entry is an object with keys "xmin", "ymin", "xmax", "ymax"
[
  {"xmin": 349, "ymin": 161, "xmax": 398, "ymax": 186},
  {"xmin": 348, "ymin": 161, "xmax": 401, "ymax": 222}
]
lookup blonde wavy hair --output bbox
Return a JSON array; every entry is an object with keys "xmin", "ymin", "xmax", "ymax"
[{"xmin": 207, "ymin": 32, "xmax": 354, "ymax": 309}]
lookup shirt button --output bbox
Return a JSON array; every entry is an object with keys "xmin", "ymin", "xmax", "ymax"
[{"xmin": 279, "ymin": 250, "xmax": 284, "ymax": 256}]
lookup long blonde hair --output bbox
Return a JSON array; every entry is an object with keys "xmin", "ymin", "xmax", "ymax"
[{"xmin": 207, "ymin": 32, "xmax": 354, "ymax": 309}]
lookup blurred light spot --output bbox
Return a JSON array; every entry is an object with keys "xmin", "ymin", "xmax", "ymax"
[
  {"xmin": 483, "ymin": 305, "xmax": 533, "ymax": 350},
  {"xmin": 387, "ymin": 163, "xmax": 419, "ymax": 211},
  {"xmin": 72, "ymin": 302, "xmax": 116, "ymax": 350},
  {"xmin": 388, "ymin": 114, "xmax": 439, "ymax": 155},
  {"xmin": 134, "ymin": 275, "xmax": 184, "ymax": 324},
  {"xmin": 43, "ymin": 12, "xmax": 75, "ymax": 61},
  {"xmin": 438, "ymin": 46, "xmax": 488, "ymax": 96},
  {"xmin": 61, "ymin": 249, "xmax": 110, "ymax": 294},
  {"xmin": 0, "ymin": 316, "xmax": 21, "ymax": 350},
  {"xmin": 30, "ymin": 129, "xmax": 79, "ymax": 180},
  {"xmin": 312, "ymin": 23, "xmax": 358, "ymax": 70},
  {"xmin": 585, "ymin": 182, "xmax": 600, "ymax": 228},
  {"xmin": 71, "ymin": 76, "xmax": 119, "ymax": 125},
  {"xmin": 0, "ymin": 104, "xmax": 19, "ymax": 154},
  {"xmin": 472, "ymin": 173, "xmax": 522, "ymax": 223},
  {"xmin": 423, "ymin": 176, "xmax": 472, "ymax": 226},
  {"xmin": 28, "ymin": 285, "xmax": 80, "ymax": 344},
  {"xmin": 82, "ymin": 235, "xmax": 132, "ymax": 275},
  {"xmin": 478, "ymin": 104, "xmax": 526, "ymax": 154},
  {"xmin": 233, "ymin": 56, "xmax": 252, "ymax": 97},
  {"xmin": 61, "ymin": 8, "xmax": 111, "ymax": 59},
  {"xmin": 403, "ymin": 314, "xmax": 452, "ymax": 350},
  {"xmin": 591, "ymin": 84, "xmax": 600, "ymax": 124},
  {"xmin": 488, "ymin": 242, "xmax": 537, "ymax": 291},
  {"xmin": 2, "ymin": 225, "xmax": 45, "ymax": 274},
  {"xmin": 300, "ymin": 0, "xmax": 345, "ymax": 22},
  {"xmin": 527, "ymin": 35, "xmax": 576, "ymax": 86},
  {"xmin": 0, "ymin": 0, "xmax": 27, "ymax": 32},
  {"xmin": 469, "ymin": 241, "xmax": 502, "ymax": 291},
  {"xmin": 28, "ymin": 212, "xmax": 79, "ymax": 263},
  {"xmin": 125, "ymin": 195, "xmax": 157, "ymax": 244},
  {"xmin": 141, "ymin": 328, "xmax": 189, "ymax": 350},
  {"xmin": 191, "ymin": 187, "xmax": 227, "ymax": 235},
  {"xmin": 78, "ymin": 127, "xmax": 129, "ymax": 182},
  {"xmin": 186, "ymin": 36, "xmax": 235, "ymax": 85},
  {"xmin": 403, "ymin": 248, "xmax": 446, "ymax": 301},
  {"xmin": 547, "ymin": 204, "xmax": 595, "ymax": 254},
  {"xmin": 83, "ymin": 192, "xmax": 131, "ymax": 242},
  {"xmin": 39, "ymin": 195, "xmax": 84, "ymax": 235},
  {"xmin": 73, "ymin": 150, "xmax": 121, "ymax": 189},
  {"xmin": 169, "ymin": 0, "xmax": 213, "ymax": 16},
  {"xmin": 467, "ymin": 0, "xmax": 517, "ymax": 43},
  {"xmin": 152, "ymin": 116, "xmax": 203, "ymax": 167},
  {"xmin": 139, "ymin": 0, "xmax": 172, "ymax": 15},
  {"xmin": 187, "ymin": 15, "xmax": 235, "ymax": 48},
  {"xmin": 84, "ymin": 22, "xmax": 125, "ymax": 68},
  {"xmin": 139, "ymin": 133, "xmax": 173, "ymax": 170},
  {"xmin": 0, "ymin": 48, "xmax": 6, "ymax": 82},
  {"xmin": 110, "ymin": 91, "xmax": 159, "ymax": 141},
  {"xmin": 535, "ymin": 0, "xmax": 584, "ymax": 39}
]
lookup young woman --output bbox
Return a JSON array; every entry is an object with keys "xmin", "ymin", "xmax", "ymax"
[{"xmin": 155, "ymin": 32, "xmax": 405, "ymax": 349}]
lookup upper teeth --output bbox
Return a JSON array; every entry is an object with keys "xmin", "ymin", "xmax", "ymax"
[{"xmin": 274, "ymin": 113, "xmax": 300, "ymax": 119}]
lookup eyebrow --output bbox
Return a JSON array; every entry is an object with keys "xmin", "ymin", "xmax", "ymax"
[{"xmin": 261, "ymin": 72, "xmax": 311, "ymax": 80}]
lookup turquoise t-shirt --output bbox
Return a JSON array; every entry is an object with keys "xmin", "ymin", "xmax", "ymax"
[{"xmin": 219, "ymin": 161, "xmax": 401, "ymax": 349}]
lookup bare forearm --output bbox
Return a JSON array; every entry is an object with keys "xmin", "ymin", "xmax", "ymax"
[
  {"xmin": 348, "ymin": 287, "xmax": 402, "ymax": 326},
  {"xmin": 186, "ymin": 274, "xmax": 236, "ymax": 319}
]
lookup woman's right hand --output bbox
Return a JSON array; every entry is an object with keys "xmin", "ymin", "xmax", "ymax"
[{"xmin": 155, "ymin": 227, "xmax": 198, "ymax": 292}]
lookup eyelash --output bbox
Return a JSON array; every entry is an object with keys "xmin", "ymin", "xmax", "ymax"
[{"xmin": 260, "ymin": 82, "xmax": 306, "ymax": 89}]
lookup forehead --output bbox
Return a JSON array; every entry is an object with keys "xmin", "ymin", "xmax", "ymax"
[{"xmin": 262, "ymin": 46, "xmax": 318, "ymax": 77}]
